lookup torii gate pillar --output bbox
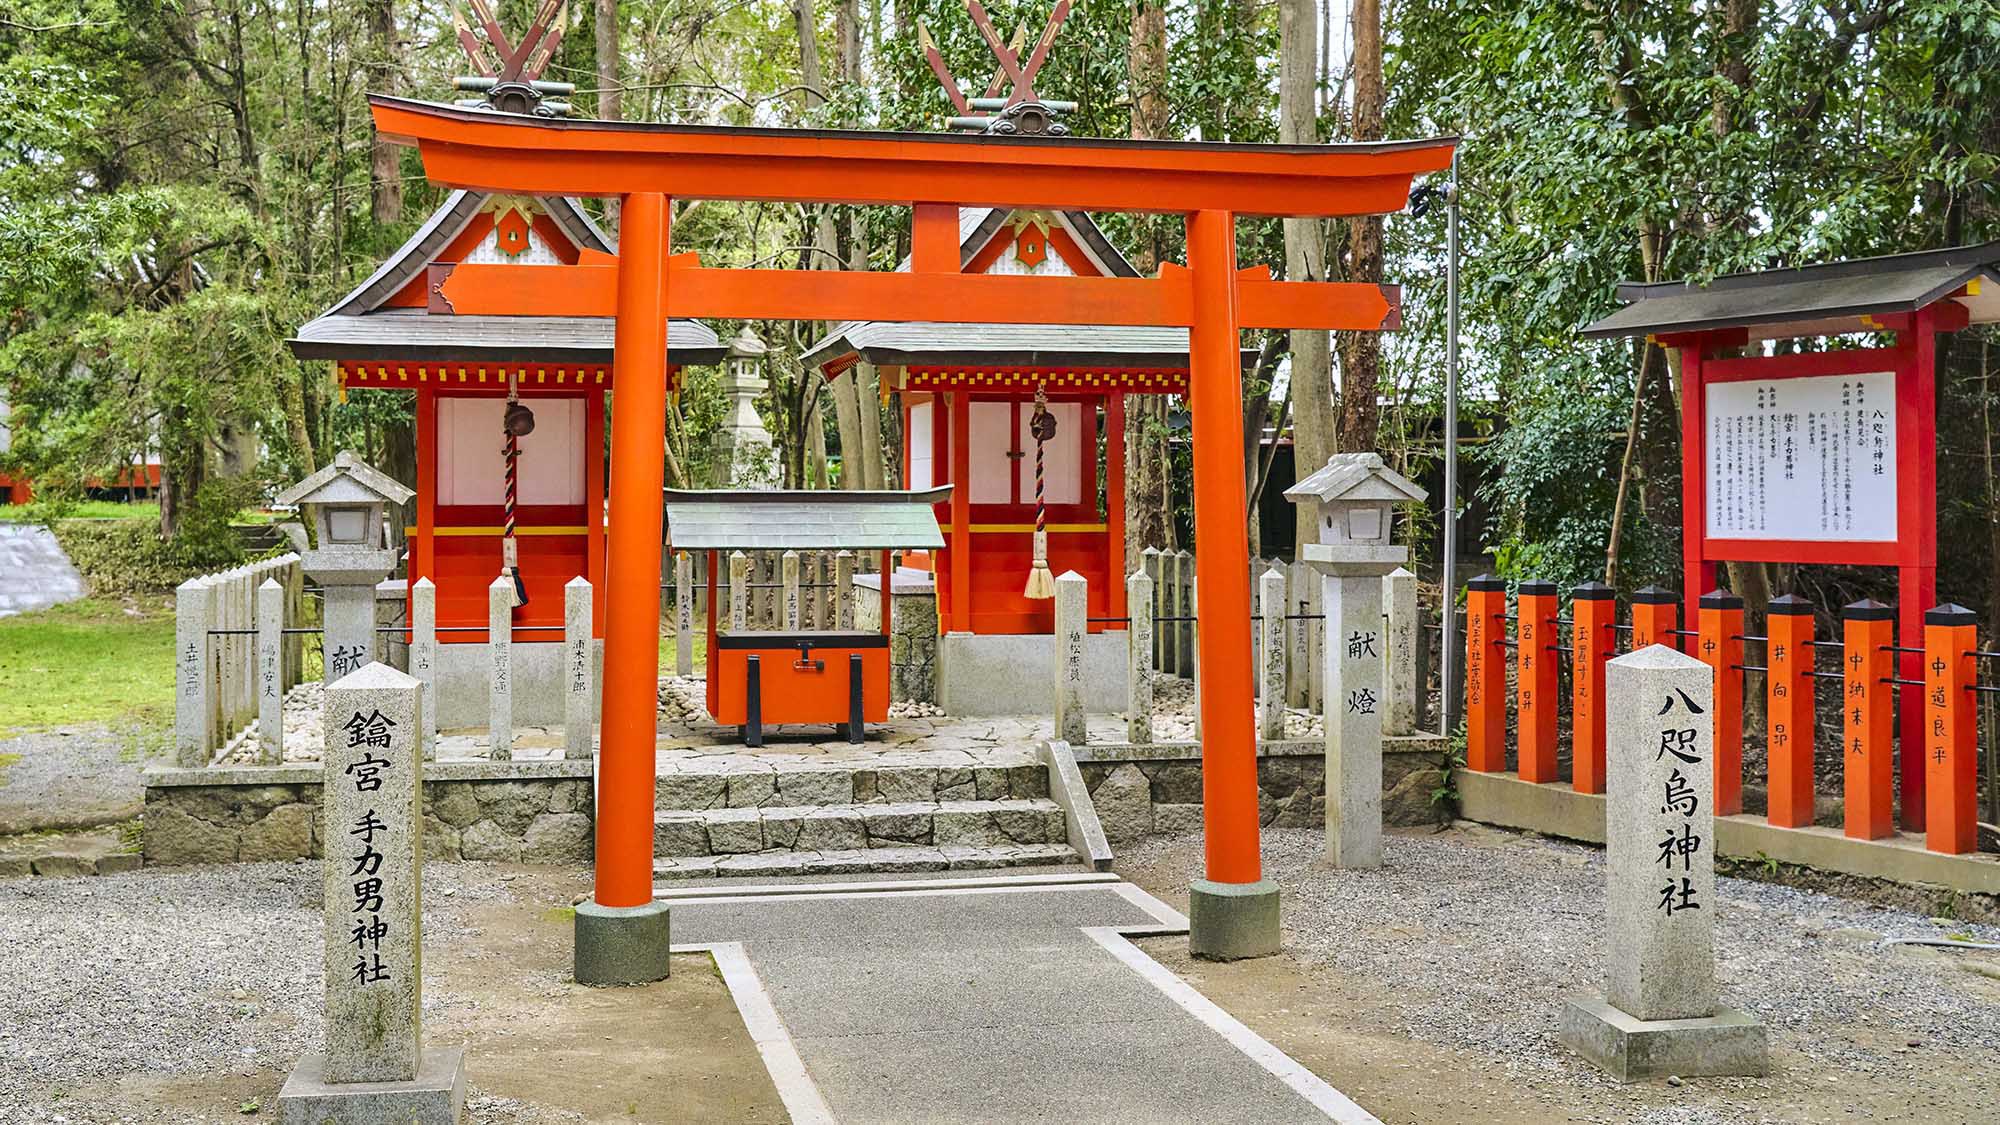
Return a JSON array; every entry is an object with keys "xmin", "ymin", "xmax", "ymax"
[
  {"xmin": 574, "ymin": 191, "xmax": 675, "ymax": 986},
  {"xmin": 1184, "ymin": 209, "xmax": 1280, "ymax": 960}
]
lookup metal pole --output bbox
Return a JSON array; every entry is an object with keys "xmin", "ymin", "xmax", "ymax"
[{"xmin": 1439, "ymin": 148, "xmax": 1462, "ymax": 736}]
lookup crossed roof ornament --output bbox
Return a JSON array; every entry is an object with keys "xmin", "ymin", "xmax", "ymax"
[{"xmin": 919, "ymin": 0, "xmax": 1072, "ymax": 130}]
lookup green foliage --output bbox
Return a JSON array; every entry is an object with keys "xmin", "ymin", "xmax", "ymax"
[{"xmin": 50, "ymin": 497, "xmax": 249, "ymax": 598}]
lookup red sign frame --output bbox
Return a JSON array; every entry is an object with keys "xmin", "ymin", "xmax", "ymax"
[{"xmin": 1665, "ymin": 300, "xmax": 1968, "ymax": 831}]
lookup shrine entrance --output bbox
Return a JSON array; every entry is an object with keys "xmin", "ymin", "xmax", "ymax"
[{"xmin": 369, "ymin": 93, "xmax": 1452, "ymax": 974}]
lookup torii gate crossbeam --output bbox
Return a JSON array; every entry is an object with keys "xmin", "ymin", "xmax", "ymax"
[{"xmin": 371, "ymin": 96, "xmax": 1454, "ymax": 976}]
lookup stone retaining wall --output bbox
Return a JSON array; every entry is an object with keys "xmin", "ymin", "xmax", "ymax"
[
  {"xmin": 142, "ymin": 762, "xmax": 593, "ymax": 867},
  {"xmin": 1073, "ymin": 736, "xmax": 1451, "ymax": 844}
]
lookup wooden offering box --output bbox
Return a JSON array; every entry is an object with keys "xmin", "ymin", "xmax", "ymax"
[{"xmin": 708, "ymin": 630, "xmax": 890, "ymax": 745}]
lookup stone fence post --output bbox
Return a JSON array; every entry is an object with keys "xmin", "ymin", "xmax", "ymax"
[
  {"xmin": 674, "ymin": 551, "xmax": 693, "ymax": 676},
  {"xmin": 1126, "ymin": 569, "xmax": 1154, "ymax": 745},
  {"xmin": 280, "ymin": 661, "xmax": 464, "ymax": 1117},
  {"xmin": 1258, "ymin": 568, "xmax": 1286, "ymax": 740},
  {"xmin": 565, "ymin": 577, "xmax": 595, "ymax": 761},
  {"xmin": 782, "ymin": 549, "xmax": 801, "ymax": 629},
  {"xmin": 410, "ymin": 577, "xmax": 438, "ymax": 761},
  {"xmin": 1287, "ymin": 559, "xmax": 1310, "ymax": 709},
  {"xmin": 257, "ymin": 578, "xmax": 285, "ymax": 765},
  {"xmin": 728, "ymin": 550, "xmax": 750, "ymax": 631},
  {"xmin": 175, "ymin": 576, "xmax": 215, "ymax": 767},
  {"xmin": 834, "ymin": 551, "xmax": 856, "ymax": 629},
  {"xmin": 488, "ymin": 577, "xmax": 513, "ymax": 762},
  {"xmin": 1141, "ymin": 547, "xmax": 1163, "ymax": 670},
  {"xmin": 1384, "ymin": 567, "xmax": 1418, "ymax": 736},
  {"xmin": 1559, "ymin": 644, "xmax": 1767, "ymax": 1081},
  {"xmin": 1053, "ymin": 571, "xmax": 1088, "ymax": 744}
]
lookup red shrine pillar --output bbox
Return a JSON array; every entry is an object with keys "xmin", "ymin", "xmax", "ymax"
[
  {"xmin": 1185, "ymin": 209, "xmax": 1278, "ymax": 960},
  {"xmin": 576, "ymin": 191, "xmax": 674, "ymax": 985}
]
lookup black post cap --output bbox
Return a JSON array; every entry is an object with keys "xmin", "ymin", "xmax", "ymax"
[
  {"xmin": 1842, "ymin": 598, "xmax": 1893, "ymax": 621},
  {"xmin": 1925, "ymin": 603, "xmax": 1977, "ymax": 627},
  {"xmin": 1767, "ymin": 594, "xmax": 1814, "ymax": 616},
  {"xmin": 1571, "ymin": 581, "xmax": 1615, "ymax": 601},
  {"xmin": 1632, "ymin": 585, "xmax": 1677, "ymax": 604},
  {"xmin": 1699, "ymin": 588, "xmax": 1743, "ymax": 610},
  {"xmin": 1467, "ymin": 574, "xmax": 1505, "ymax": 592},
  {"xmin": 1518, "ymin": 579, "xmax": 1557, "ymax": 596}
]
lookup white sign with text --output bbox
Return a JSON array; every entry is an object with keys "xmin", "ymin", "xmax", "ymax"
[{"xmin": 1704, "ymin": 370, "xmax": 1896, "ymax": 542}]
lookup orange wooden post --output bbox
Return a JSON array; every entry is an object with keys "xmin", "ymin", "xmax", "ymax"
[
  {"xmin": 593, "ymin": 191, "xmax": 670, "ymax": 913},
  {"xmin": 1464, "ymin": 575, "xmax": 1507, "ymax": 772},
  {"xmin": 1696, "ymin": 590, "xmax": 1745, "ymax": 816},
  {"xmin": 1923, "ymin": 604, "xmax": 1978, "ymax": 855},
  {"xmin": 1186, "ymin": 209, "xmax": 1263, "ymax": 888},
  {"xmin": 1765, "ymin": 595, "xmax": 1816, "ymax": 828},
  {"xmin": 1631, "ymin": 585, "xmax": 1678, "ymax": 651},
  {"xmin": 1514, "ymin": 580, "xmax": 1558, "ymax": 783},
  {"xmin": 1842, "ymin": 599, "xmax": 1896, "ymax": 840},
  {"xmin": 1569, "ymin": 582, "xmax": 1615, "ymax": 794}
]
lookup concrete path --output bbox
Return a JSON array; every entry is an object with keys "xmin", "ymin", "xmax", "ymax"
[
  {"xmin": 665, "ymin": 872, "xmax": 1377, "ymax": 1124},
  {"xmin": 0, "ymin": 523, "xmax": 85, "ymax": 617}
]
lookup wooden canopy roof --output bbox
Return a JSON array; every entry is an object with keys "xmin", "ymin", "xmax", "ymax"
[{"xmin": 1582, "ymin": 241, "xmax": 2000, "ymax": 341}]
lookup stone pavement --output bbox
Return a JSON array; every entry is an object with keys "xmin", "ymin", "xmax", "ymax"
[
  {"xmin": 665, "ymin": 872, "xmax": 1378, "ymax": 1124},
  {"xmin": 0, "ymin": 523, "xmax": 85, "ymax": 617}
]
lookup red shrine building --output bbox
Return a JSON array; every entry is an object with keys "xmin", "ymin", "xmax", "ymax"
[
  {"xmin": 803, "ymin": 207, "xmax": 1234, "ymax": 714},
  {"xmin": 289, "ymin": 190, "xmax": 724, "ymax": 724}
]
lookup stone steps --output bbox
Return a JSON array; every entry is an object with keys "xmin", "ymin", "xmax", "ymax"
[
  {"xmin": 653, "ymin": 758, "xmax": 1047, "ymax": 812},
  {"xmin": 653, "ymin": 841, "xmax": 1080, "ymax": 881},
  {"xmin": 654, "ymin": 797, "xmax": 1068, "ymax": 857}
]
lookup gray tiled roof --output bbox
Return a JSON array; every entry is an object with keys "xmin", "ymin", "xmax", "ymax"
[
  {"xmin": 664, "ymin": 488, "xmax": 950, "ymax": 551},
  {"xmin": 290, "ymin": 310, "xmax": 726, "ymax": 364},
  {"xmin": 1582, "ymin": 241, "xmax": 2000, "ymax": 339}
]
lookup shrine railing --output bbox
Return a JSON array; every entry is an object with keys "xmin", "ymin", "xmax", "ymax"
[{"xmin": 1461, "ymin": 576, "xmax": 1997, "ymax": 856}]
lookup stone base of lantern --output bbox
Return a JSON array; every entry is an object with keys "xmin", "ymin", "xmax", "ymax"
[
  {"xmin": 1559, "ymin": 995, "xmax": 1767, "ymax": 1082},
  {"xmin": 279, "ymin": 1046, "xmax": 467, "ymax": 1124}
]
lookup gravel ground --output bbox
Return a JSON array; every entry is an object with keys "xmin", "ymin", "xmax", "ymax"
[
  {"xmin": 0, "ymin": 860, "xmax": 512, "ymax": 1122},
  {"xmin": 0, "ymin": 725, "xmax": 147, "ymax": 835},
  {"xmin": 1121, "ymin": 825, "xmax": 2000, "ymax": 1122}
]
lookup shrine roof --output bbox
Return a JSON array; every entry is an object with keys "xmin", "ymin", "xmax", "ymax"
[
  {"xmin": 1582, "ymin": 240, "xmax": 2000, "ymax": 340},
  {"xmin": 293, "ymin": 309, "xmax": 725, "ymax": 364},
  {"xmin": 664, "ymin": 488, "xmax": 951, "ymax": 552},
  {"xmin": 289, "ymin": 189, "xmax": 726, "ymax": 366},
  {"xmin": 802, "ymin": 207, "xmax": 1250, "ymax": 372}
]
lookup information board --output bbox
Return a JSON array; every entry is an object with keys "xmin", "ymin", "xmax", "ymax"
[{"xmin": 1704, "ymin": 370, "xmax": 1896, "ymax": 542}]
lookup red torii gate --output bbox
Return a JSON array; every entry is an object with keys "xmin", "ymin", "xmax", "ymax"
[{"xmin": 371, "ymin": 95, "xmax": 1453, "ymax": 975}]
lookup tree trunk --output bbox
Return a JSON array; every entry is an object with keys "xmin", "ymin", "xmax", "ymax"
[
  {"xmin": 1123, "ymin": 0, "xmax": 1172, "ymax": 554},
  {"xmin": 365, "ymin": 0, "xmax": 402, "ymax": 225},
  {"xmin": 795, "ymin": 0, "xmax": 824, "ymax": 108},
  {"xmin": 594, "ymin": 0, "xmax": 621, "ymax": 229},
  {"xmin": 829, "ymin": 368, "xmax": 866, "ymax": 488},
  {"xmin": 1334, "ymin": 0, "xmax": 1384, "ymax": 454},
  {"xmin": 1279, "ymin": 0, "xmax": 1334, "ymax": 546}
]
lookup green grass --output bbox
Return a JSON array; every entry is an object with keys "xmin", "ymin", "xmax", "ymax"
[
  {"xmin": 0, "ymin": 598, "xmax": 174, "ymax": 732},
  {"xmin": 0, "ymin": 499, "xmax": 160, "ymax": 521}
]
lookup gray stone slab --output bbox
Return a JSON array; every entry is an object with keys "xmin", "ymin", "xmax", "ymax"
[
  {"xmin": 1053, "ymin": 571, "xmax": 1089, "ymax": 744},
  {"xmin": 320, "ymin": 663, "xmax": 423, "ymax": 1083},
  {"xmin": 487, "ymin": 577, "xmax": 513, "ymax": 761},
  {"xmin": 279, "ymin": 1046, "xmax": 466, "ymax": 1125},
  {"xmin": 1322, "ymin": 570, "xmax": 1385, "ymax": 868},
  {"xmin": 1606, "ymin": 644, "xmax": 1717, "ymax": 1021},
  {"xmin": 1558, "ymin": 995, "xmax": 1768, "ymax": 1082},
  {"xmin": 669, "ymin": 883, "xmax": 1327, "ymax": 1125},
  {"xmin": 563, "ymin": 578, "xmax": 594, "ymax": 761},
  {"xmin": 0, "ymin": 523, "xmax": 85, "ymax": 618}
]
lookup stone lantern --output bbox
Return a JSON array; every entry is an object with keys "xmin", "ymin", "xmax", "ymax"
[
  {"xmin": 1285, "ymin": 452, "xmax": 1427, "ymax": 567},
  {"xmin": 275, "ymin": 450, "xmax": 414, "ymax": 682},
  {"xmin": 713, "ymin": 327, "xmax": 775, "ymax": 487},
  {"xmin": 1283, "ymin": 452, "xmax": 1427, "ymax": 871}
]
